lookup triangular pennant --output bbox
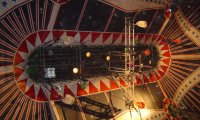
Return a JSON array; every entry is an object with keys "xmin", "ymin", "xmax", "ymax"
[
  {"xmin": 119, "ymin": 77, "xmax": 126, "ymax": 86},
  {"xmin": 38, "ymin": 31, "xmax": 50, "ymax": 43},
  {"xmin": 26, "ymin": 40, "xmax": 35, "ymax": 53},
  {"xmin": 67, "ymin": 31, "xmax": 77, "ymax": 37},
  {"xmin": 35, "ymin": 34, "xmax": 42, "ymax": 47},
  {"xmin": 103, "ymin": 33, "xmax": 112, "ymax": 43},
  {"xmin": 14, "ymin": 52, "xmax": 24, "ymax": 65},
  {"xmin": 25, "ymin": 84, "xmax": 35, "ymax": 99},
  {"xmin": 162, "ymin": 58, "xmax": 170, "ymax": 65},
  {"xmin": 14, "ymin": 67, "xmax": 24, "ymax": 81},
  {"xmin": 158, "ymin": 70, "xmax": 165, "ymax": 78},
  {"xmin": 135, "ymin": 75, "xmax": 142, "ymax": 85},
  {"xmin": 79, "ymin": 32, "xmax": 90, "ymax": 43},
  {"xmin": 112, "ymin": 33, "xmax": 120, "ymax": 44},
  {"xmin": 37, "ymin": 88, "xmax": 48, "ymax": 101},
  {"xmin": 100, "ymin": 80, "xmax": 110, "ymax": 91},
  {"xmin": 17, "ymin": 79, "xmax": 27, "ymax": 92},
  {"xmin": 77, "ymin": 83, "xmax": 88, "ymax": 96},
  {"xmin": 155, "ymin": 72, "xmax": 161, "ymax": 80},
  {"xmin": 18, "ymin": 41, "xmax": 28, "ymax": 53},
  {"xmin": 162, "ymin": 51, "xmax": 170, "ymax": 57},
  {"xmin": 161, "ymin": 44, "xmax": 169, "ymax": 50},
  {"xmin": 143, "ymin": 75, "xmax": 149, "ymax": 83},
  {"xmin": 53, "ymin": 31, "xmax": 64, "ymax": 39},
  {"xmin": 27, "ymin": 33, "xmax": 37, "ymax": 46},
  {"xmin": 110, "ymin": 79, "xmax": 119, "ymax": 89},
  {"xmin": 149, "ymin": 73, "xmax": 156, "ymax": 82},
  {"xmin": 89, "ymin": 81, "xmax": 99, "ymax": 94},
  {"xmin": 160, "ymin": 65, "xmax": 168, "ymax": 72},
  {"xmin": 50, "ymin": 88, "xmax": 62, "ymax": 100},
  {"xmin": 92, "ymin": 32, "xmax": 101, "ymax": 43},
  {"xmin": 64, "ymin": 85, "xmax": 74, "ymax": 96}
]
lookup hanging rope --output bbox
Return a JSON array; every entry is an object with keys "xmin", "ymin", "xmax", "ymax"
[
  {"xmin": 104, "ymin": 92, "xmax": 116, "ymax": 118},
  {"xmin": 76, "ymin": 98, "xmax": 87, "ymax": 120}
]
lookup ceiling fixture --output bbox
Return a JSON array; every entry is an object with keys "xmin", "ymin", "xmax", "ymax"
[
  {"xmin": 135, "ymin": 21, "xmax": 147, "ymax": 28},
  {"xmin": 86, "ymin": 51, "xmax": 91, "ymax": 58},
  {"xmin": 73, "ymin": 67, "xmax": 79, "ymax": 74},
  {"xmin": 106, "ymin": 55, "xmax": 110, "ymax": 61}
]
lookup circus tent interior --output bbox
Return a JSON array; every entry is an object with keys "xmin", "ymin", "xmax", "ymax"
[{"xmin": 0, "ymin": 0, "xmax": 200, "ymax": 120}]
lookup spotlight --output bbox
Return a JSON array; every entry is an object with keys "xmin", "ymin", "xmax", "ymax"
[
  {"xmin": 73, "ymin": 67, "xmax": 79, "ymax": 74},
  {"xmin": 106, "ymin": 56, "xmax": 110, "ymax": 61},
  {"xmin": 86, "ymin": 52, "xmax": 91, "ymax": 58}
]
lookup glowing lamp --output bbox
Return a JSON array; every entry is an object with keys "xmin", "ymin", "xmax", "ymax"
[
  {"xmin": 135, "ymin": 21, "xmax": 147, "ymax": 28},
  {"xmin": 86, "ymin": 52, "xmax": 91, "ymax": 58},
  {"xmin": 144, "ymin": 49, "xmax": 151, "ymax": 56},
  {"xmin": 73, "ymin": 67, "xmax": 79, "ymax": 74},
  {"xmin": 106, "ymin": 56, "xmax": 110, "ymax": 61},
  {"xmin": 136, "ymin": 101, "xmax": 145, "ymax": 109}
]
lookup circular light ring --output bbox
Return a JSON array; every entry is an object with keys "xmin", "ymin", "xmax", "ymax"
[
  {"xmin": 133, "ymin": 33, "xmax": 171, "ymax": 85},
  {"xmin": 13, "ymin": 31, "xmax": 171, "ymax": 101}
]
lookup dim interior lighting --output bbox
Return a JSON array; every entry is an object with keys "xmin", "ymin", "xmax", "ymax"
[
  {"xmin": 86, "ymin": 52, "xmax": 91, "ymax": 58},
  {"xmin": 135, "ymin": 21, "xmax": 147, "ymax": 28},
  {"xmin": 73, "ymin": 67, "xmax": 79, "ymax": 74},
  {"xmin": 106, "ymin": 55, "xmax": 110, "ymax": 61}
]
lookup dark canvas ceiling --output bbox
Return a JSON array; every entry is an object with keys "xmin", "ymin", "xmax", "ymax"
[{"xmin": 54, "ymin": 0, "xmax": 165, "ymax": 33}]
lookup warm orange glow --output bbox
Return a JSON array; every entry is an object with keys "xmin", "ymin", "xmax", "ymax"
[
  {"xmin": 144, "ymin": 49, "xmax": 151, "ymax": 56},
  {"xmin": 86, "ymin": 52, "xmax": 91, "ymax": 57},
  {"xmin": 136, "ymin": 101, "xmax": 145, "ymax": 109}
]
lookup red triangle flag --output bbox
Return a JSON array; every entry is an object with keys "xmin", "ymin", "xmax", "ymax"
[
  {"xmin": 14, "ymin": 67, "xmax": 24, "ymax": 81},
  {"xmin": 79, "ymin": 32, "xmax": 90, "ymax": 43},
  {"xmin": 77, "ymin": 83, "xmax": 88, "ymax": 96},
  {"xmin": 110, "ymin": 79, "xmax": 119, "ymax": 89},
  {"xmin": 100, "ymin": 80, "xmax": 110, "ymax": 91},
  {"xmin": 37, "ymin": 88, "xmax": 47, "ymax": 101},
  {"xmin": 25, "ymin": 85, "xmax": 35, "ymax": 99},
  {"xmin": 27, "ymin": 33, "xmax": 37, "ymax": 46},
  {"xmin": 38, "ymin": 31, "xmax": 50, "ymax": 43},
  {"xmin": 92, "ymin": 32, "xmax": 101, "ymax": 43},
  {"xmin": 64, "ymin": 85, "xmax": 74, "ymax": 96},
  {"xmin": 50, "ymin": 88, "xmax": 62, "ymax": 100},
  {"xmin": 89, "ymin": 81, "xmax": 99, "ymax": 94},
  {"xmin": 18, "ymin": 41, "xmax": 28, "ymax": 53},
  {"xmin": 103, "ymin": 33, "xmax": 112, "ymax": 43},
  {"xmin": 17, "ymin": 79, "xmax": 27, "ymax": 92},
  {"xmin": 53, "ymin": 31, "xmax": 64, "ymax": 39},
  {"xmin": 119, "ymin": 77, "xmax": 126, "ymax": 86}
]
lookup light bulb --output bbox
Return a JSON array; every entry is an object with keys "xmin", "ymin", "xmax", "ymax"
[
  {"xmin": 86, "ymin": 52, "xmax": 91, "ymax": 58},
  {"xmin": 106, "ymin": 56, "xmax": 110, "ymax": 61},
  {"xmin": 73, "ymin": 67, "xmax": 78, "ymax": 74}
]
